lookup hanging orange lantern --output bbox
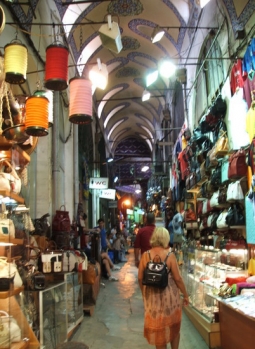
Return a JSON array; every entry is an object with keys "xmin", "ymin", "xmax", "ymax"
[
  {"xmin": 25, "ymin": 94, "xmax": 49, "ymax": 137},
  {"xmin": 44, "ymin": 43, "xmax": 69, "ymax": 91},
  {"xmin": 4, "ymin": 42, "xmax": 28, "ymax": 84},
  {"xmin": 34, "ymin": 89, "xmax": 53, "ymax": 127},
  {"xmin": 69, "ymin": 77, "xmax": 93, "ymax": 124}
]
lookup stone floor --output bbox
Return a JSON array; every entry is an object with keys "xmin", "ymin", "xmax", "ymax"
[{"xmin": 71, "ymin": 249, "xmax": 210, "ymax": 349}]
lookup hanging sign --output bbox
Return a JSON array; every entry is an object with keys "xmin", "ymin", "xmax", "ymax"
[
  {"xmin": 108, "ymin": 201, "xmax": 118, "ymax": 208},
  {"xmin": 99, "ymin": 189, "xmax": 116, "ymax": 200},
  {"xmin": 89, "ymin": 177, "xmax": 108, "ymax": 189}
]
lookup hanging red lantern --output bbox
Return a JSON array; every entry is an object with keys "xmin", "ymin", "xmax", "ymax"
[
  {"xmin": 44, "ymin": 43, "xmax": 69, "ymax": 91},
  {"xmin": 25, "ymin": 94, "xmax": 49, "ymax": 137},
  {"xmin": 69, "ymin": 77, "xmax": 93, "ymax": 124}
]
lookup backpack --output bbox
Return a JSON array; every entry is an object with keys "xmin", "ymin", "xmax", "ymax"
[{"xmin": 142, "ymin": 251, "xmax": 171, "ymax": 289}]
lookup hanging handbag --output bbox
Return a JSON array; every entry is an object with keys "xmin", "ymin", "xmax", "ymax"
[
  {"xmin": 185, "ymin": 208, "xmax": 197, "ymax": 222},
  {"xmin": 0, "ymin": 218, "xmax": 15, "ymax": 238},
  {"xmin": 0, "ymin": 160, "xmax": 21, "ymax": 194},
  {"xmin": 218, "ymin": 186, "xmax": 227, "ymax": 204},
  {"xmin": 216, "ymin": 210, "xmax": 228, "ymax": 229},
  {"xmin": 210, "ymin": 190, "xmax": 220, "ymax": 208},
  {"xmin": 211, "ymin": 165, "xmax": 222, "ymax": 187},
  {"xmin": 225, "ymin": 204, "xmax": 245, "ymax": 226},
  {"xmin": 228, "ymin": 149, "xmax": 247, "ymax": 179},
  {"xmin": 52, "ymin": 205, "xmax": 71, "ymax": 232},
  {"xmin": 215, "ymin": 130, "xmax": 229, "ymax": 155},
  {"xmin": 210, "ymin": 94, "xmax": 227, "ymax": 118},
  {"xmin": 0, "ymin": 310, "xmax": 21, "ymax": 346},
  {"xmin": 226, "ymin": 181, "xmax": 244, "ymax": 202}
]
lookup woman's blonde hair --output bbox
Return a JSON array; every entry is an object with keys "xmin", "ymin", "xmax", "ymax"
[{"xmin": 150, "ymin": 227, "xmax": 170, "ymax": 248}]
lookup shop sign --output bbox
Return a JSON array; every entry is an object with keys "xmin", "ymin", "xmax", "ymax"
[
  {"xmin": 99, "ymin": 189, "xmax": 116, "ymax": 200},
  {"xmin": 89, "ymin": 177, "xmax": 108, "ymax": 189},
  {"xmin": 108, "ymin": 200, "xmax": 117, "ymax": 208}
]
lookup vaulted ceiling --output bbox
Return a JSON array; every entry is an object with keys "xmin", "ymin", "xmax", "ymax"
[{"xmin": 2, "ymin": 0, "xmax": 252, "ymax": 190}]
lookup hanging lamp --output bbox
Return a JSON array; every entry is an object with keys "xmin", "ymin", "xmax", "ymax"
[
  {"xmin": 69, "ymin": 77, "xmax": 93, "ymax": 124},
  {"xmin": 44, "ymin": 43, "xmax": 69, "ymax": 91},
  {"xmin": 4, "ymin": 41, "xmax": 28, "ymax": 84},
  {"xmin": 34, "ymin": 89, "xmax": 53, "ymax": 126},
  {"xmin": 25, "ymin": 93, "xmax": 49, "ymax": 137}
]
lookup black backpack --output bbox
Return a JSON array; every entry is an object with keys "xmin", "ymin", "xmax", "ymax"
[{"xmin": 142, "ymin": 251, "xmax": 171, "ymax": 289}]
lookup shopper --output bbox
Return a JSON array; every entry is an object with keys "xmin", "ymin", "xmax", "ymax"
[
  {"xmin": 138, "ymin": 227, "xmax": 189, "ymax": 349},
  {"xmin": 134, "ymin": 212, "xmax": 156, "ymax": 267},
  {"xmin": 101, "ymin": 250, "xmax": 120, "ymax": 281},
  {"xmin": 96, "ymin": 218, "xmax": 107, "ymax": 252}
]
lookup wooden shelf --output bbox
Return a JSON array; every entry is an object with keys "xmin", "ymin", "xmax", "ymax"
[
  {"xmin": 0, "ymin": 286, "xmax": 24, "ymax": 299},
  {"xmin": 0, "ymin": 236, "xmax": 24, "ymax": 245},
  {"xmin": 0, "ymin": 190, "xmax": 24, "ymax": 204}
]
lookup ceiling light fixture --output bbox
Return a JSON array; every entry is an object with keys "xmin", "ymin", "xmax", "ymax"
[
  {"xmin": 107, "ymin": 154, "xmax": 114, "ymax": 163},
  {"xmin": 146, "ymin": 70, "xmax": 159, "ymax": 87},
  {"xmin": 195, "ymin": 0, "xmax": 211, "ymax": 8},
  {"xmin": 141, "ymin": 165, "xmax": 149, "ymax": 172},
  {"xmin": 159, "ymin": 60, "xmax": 176, "ymax": 79},
  {"xmin": 142, "ymin": 90, "xmax": 151, "ymax": 102},
  {"xmin": 151, "ymin": 25, "xmax": 165, "ymax": 43},
  {"xmin": 98, "ymin": 15, "xmax": 123, "ymax": 54},
  {"xmin": 114, "ymin": 176, "xmax": 118, "ymax": 183},
  {"xmin": 89, "ymin": 58, "xmax": 108, "ymax": 90}
]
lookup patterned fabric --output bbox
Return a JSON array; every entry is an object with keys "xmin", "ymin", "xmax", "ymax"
[{"xmin": 141, "ymin": 252, "xmax": 182, "ymax": 346}]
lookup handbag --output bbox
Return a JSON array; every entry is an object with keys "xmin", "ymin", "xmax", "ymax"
[
  {"xmin": 218, "ymin": 186, "xmax": 227, "ymax": 204},
  {"xmin": 0, "ymin": 160, "xmax": 21, "ymax": 194},
  {"xmin": 215, "ymin": 130, "xmax": 229, "ymax": 154},
  {"xmin": 216, "ymin": 210, "xmax": 228, "ymax": 229},
  {"xmin": 226, "ymin": 181, "xmax": 244, "ymax": 202},
  {"xmin": 0, "ymin": 257, "xmax": 22, "ymax": 289},
  {"xmin": 0, "ymin": 310, "xmax": 21, "ymax": 345},
  {"xmin": 52, "ymin": 205, "xmax": 71, "ymax": 232},
  {"xmin": 228, "ymin": 149, "xmax": 247, "ymax": 179},
  {"xmin": 26, "ymin": 271, "xmax": 46, "ymax": 291},
  {"xmin": 225, "ymin": 204, "xmax": 245, "ymax": 226},
  {"xmin": 0, "ymin": 218, "xmax": 15, "ymax": 238},
  {"xmin": 210, "ymin": 190, "xmax": 220, "ymax": 208},
  {"xmin": 211, "ymin": 165, "xmax": 222, "ymax": 187},
  {"xmin": 142, "ymin": 251, "xmax": 171, "ymax": 289},
  {"xmin": 210, "ymin": 94, "xmax": 227, "ymax": 118}
]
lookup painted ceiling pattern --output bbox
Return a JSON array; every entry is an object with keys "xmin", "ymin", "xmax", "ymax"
[{"xmin": 4, "ymin": 0, "xmax": 255, "ymax": 190}]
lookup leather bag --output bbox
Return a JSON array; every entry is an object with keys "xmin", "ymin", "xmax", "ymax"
[
  {"xmin": 226, "ymin": 181, "xmax": 244, "ymax": 202},
  {"xmin": 52, "ymin": 205, "xmax": 71, "ymax": 232},
  {"xmin": 0, "ymin": 160, "xmax": 21, "ymax": 194},
  {"xmin": 142, "ymin": 251, "xmax": 171, "ymax": 289},
  {"xmin": 216, "ymin": 210, "xmax": 228, "ymax": 229},
  {"xmin": 0, "ymin": 257, "xmax": 22, "ymax": 288},
  {"xmin": 225, "ymin": 204, "xmax": 245, "ymax": 226},
  {"xmin": 228, "ymin": 149, "xmax": 247, "ymax": 179}
]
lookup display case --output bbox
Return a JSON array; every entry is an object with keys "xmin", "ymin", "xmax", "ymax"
[
  {"xmin": 182, "ymin": 246, "xmax": 248, "ymax": 349},
  {"xmin": 62, "ymin": 272, "xmax": 83, "ymax": 336},
  {"xmin": 39, "ymin": 282, "xmax": 67, "ymax": 349},
  {"xmin": 0, "ymin": 287, "xmax": 40, "ymax": 349}
]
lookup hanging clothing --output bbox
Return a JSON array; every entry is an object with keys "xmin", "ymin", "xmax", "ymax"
[
  {"xmin": 246, "ymin": 103, "xmax": 255, "ymax": 143},
  {"xmin": 230, "ymin": 59, "xmax": 245, "ymax": 95},
  {"xmin": 242, "ymin": 38, "xmax": 255, "ymax": 77},
  {"xmin": 243, "ymin": 72, "xmax": 255, "ymax": 109},
  {"xmin": 227, "ymin": 88, "xmax": 250, "ymax": 150}
]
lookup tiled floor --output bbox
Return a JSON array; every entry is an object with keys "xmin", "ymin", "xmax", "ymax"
[{"xmin": 72, "ymin": 249, "xmax": 210, "ymax": 349}]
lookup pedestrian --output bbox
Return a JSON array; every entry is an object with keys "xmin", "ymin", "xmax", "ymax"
[
  {"xmin": 138, "ymin": 227, "xmax": 189, "ymax": 349},
  {"xmin": 95, "ymin": 218, "xmax": 107, "ymax": 252},
  {"xmin": 134, "ymin": 212, "xmax": 156, "ymax": 268}
]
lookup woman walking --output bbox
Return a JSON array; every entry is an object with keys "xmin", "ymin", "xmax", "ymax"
[{"xmin": 138, "ymin": 227, "xmax": 189, "ymax": 349}]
